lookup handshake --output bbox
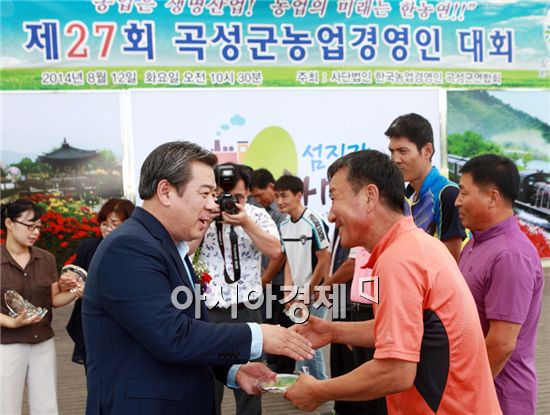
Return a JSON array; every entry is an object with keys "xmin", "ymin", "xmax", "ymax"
[
  {"xmin": 235, "ymin": 323, "xmax": 314, "ymax": 395},
  {"xmin": 237, "ymin": 316, "xmax": 335, "ymax": 413}
]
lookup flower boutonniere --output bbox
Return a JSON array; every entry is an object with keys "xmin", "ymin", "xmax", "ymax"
[{"xmin": 192, "ymin": 248, "xmax": 212, "ymax": 294}]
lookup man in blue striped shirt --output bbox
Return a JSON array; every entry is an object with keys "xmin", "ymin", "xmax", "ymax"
[{"xmin": 386, "ymin": 113, "xmax": 466, "ymax": 261}]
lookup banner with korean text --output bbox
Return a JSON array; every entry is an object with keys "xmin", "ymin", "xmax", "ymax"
[{"xmin": 1, "ymin": 0, "xmax": 548, "ymax": 90}]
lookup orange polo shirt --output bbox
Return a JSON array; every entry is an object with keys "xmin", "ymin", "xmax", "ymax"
[{"xmin": 366, "ymin": 216, "xmax": 501, "ymax": 415}]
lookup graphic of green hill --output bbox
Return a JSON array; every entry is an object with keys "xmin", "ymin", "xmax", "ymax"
[
  {"xmin": 448, "ymin": 90, "xmax": 549, "ymax": 144},
  {"xmin": 447, "ymin": 91, "xmax": 550, "ymax": 170}
]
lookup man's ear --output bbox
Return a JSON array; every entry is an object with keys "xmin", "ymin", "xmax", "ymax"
[
  {"xmin": 422, "ymin": 143, "xmax": 434, "ymax": 161},
  {"xmin": 487, "ymin": 186, "xmax": 501, "ymax": 209},
  {"xmin": 156, "ymin": 179, "xmax": 173, "ymax": 206},
  {"xmin": 365, "ymin": 184, "xmax": 379, "ymax": 212}
]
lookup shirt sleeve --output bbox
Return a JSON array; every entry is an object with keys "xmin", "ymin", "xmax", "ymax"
[
  {"xmin": 226, "ymin": 322, "xmax": 264, "ymax": 388},
  {"xmin": 247, "ymin": 322, "xmax": 263, "ymax": 360},
  {"xmin": 439, "ymin": 186, "xmax": 467, "ymax": 241},
  {"xmin": 72, "ymin": 240, "xmax": 88, "ymax": 269},
  {"xmin": 484, "ymin": 251, "xmax": 537, "ymax": 325},
  {"xmin": 72, "ymin": 238, "xmax": 100, "ymax": 270},
  {"xmin": 254, "ymin": 207, "xmax": 280, "ymax": 240},
  {"xmin": 307, "ymin": 212, "xmax": 330, "ymax": 251},
  {"xmin": 226, "ymin": 364, "xmax": 241, "ymax": 388},
  {"xmin": 373, "ymin": 258, "xmax": 425, "ymax": 362}
]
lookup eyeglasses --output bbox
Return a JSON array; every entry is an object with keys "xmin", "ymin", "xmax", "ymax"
[
  {"xmin": 100, "ymin": 220, "xmax": 120, "ymax": 230},
  {"xmin": 12, "ymin": 220, "xmax": 43, "ymax": 232}
]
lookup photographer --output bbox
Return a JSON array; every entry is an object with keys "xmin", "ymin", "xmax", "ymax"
[{"xmin": 194, "ymin": 163, "xmax": 281, "ymax": 415}]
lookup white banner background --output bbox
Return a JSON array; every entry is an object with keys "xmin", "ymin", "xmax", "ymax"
[{"xmin": 130, "ymin": 87, "xmax": 442, "ymax": 217}]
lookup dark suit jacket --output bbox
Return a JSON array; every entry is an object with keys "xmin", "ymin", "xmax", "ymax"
[
  {"xmin": 66, "ymin": 237, "xmax": 103, "ymax": 364},
  {"xmin": 82, "ymin": 207, "xmax": 252, "ymax": 414}
]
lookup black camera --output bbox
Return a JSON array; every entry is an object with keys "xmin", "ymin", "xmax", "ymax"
[{"xmin": 215, "ymin": 165, "xmax": 240, "ymax": 216}]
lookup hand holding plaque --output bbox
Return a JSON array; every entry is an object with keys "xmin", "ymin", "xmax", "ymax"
[
  {"xmin": 257, "ymin": 374, "xmax": 299, "ymax": 393},
  {"xmin": 4, "ymin": 290, "xmax": 48, "ymax": 320},
  {"xmin": 61, "ymin": 264, "xmax": 87, "ymax": 295}
]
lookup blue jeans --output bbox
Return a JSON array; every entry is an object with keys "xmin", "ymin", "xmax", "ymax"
[{"xmin": 295, "ymin": 305, "xmax": 328, "ymax": 380}]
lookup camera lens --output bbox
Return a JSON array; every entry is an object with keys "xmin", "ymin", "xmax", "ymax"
[{"xmin": 221, "ymin": 198, "xmax": 238, "ymax": 215}]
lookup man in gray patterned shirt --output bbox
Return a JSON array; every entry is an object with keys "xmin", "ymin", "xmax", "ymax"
[{"xmin": 194, "ymin": 163, "xmax": 280, "ymax": 415}]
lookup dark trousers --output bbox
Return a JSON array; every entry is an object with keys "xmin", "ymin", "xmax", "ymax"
[
  {"xmin": 347, "ymin": 303, "xmax": 387, "ymax": 415},
  {"xmin": 66, "ymin": 299, "xmax": 86, "ymax": 365},
  {"xmin": 331, "ymin": 311, "xmax": 375, "ymax": 415},
  {"xmin": 209, "ymin": 306, "xmax": 263, "ymax": 415},
  {"xmin": 265, "ymin": 284, "xmax": 295, "ymax": 373}
]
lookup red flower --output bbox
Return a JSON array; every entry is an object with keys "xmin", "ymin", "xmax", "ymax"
[
  {"xmin": 518, "ymin": 221, "xmax": 550, "ymax": 258},
  {"xmin": 201, "ymin": 272, "xmax": 212, "ymax": 284},
  {"xmin": 64, "ymin": 253, "xmax": 77, "ymax": 265},
  {"xmin": 197, "ymin": 272, "xmax": 212, "ymax": 294},
  {"xmin": 20, "ymin": 194, "xmax": 102, "ymax": 272}
]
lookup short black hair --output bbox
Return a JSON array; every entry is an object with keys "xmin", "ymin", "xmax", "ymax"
[
  {"xmin": 250, "ymin": 168, "xmax": 275, "ymax": 190},
  {"xmin": 1, "ymin": 199, "xmax": 44, "ymax": 230},
  {"xmin": 239, "ymin": 165, "xmax": 255, "ymax": 190},
  {"xmin": 216, "ymin": 163, "xmax": 251, "ymax": 191},
  {"xmin": 274, "ymin": 175, "xmax": 303, "ymax": 195},
  {"xmin": 327, "ymin": 150, "xmax": 405, "ymax": 213},
  {"xmin": 384, "ymin": 113, "xmax": 434, "ymax": 160},
  {"xmin": 460, "ymin": 154, "xmax": 519, "ymax": 203}
]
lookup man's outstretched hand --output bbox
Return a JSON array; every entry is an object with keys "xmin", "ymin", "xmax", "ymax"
[
  {"xmin": 290, "ymin": 315, "xmax": 333, "ymax": 349},
  {"xmin": 260, "ymin": 324, "xmax": 314, "ymax": 361},
  {"xmin": 235, "ymin": 362, "xmax": 276, "ymax": 395}
]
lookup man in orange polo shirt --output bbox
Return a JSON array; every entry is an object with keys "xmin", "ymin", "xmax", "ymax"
[{"xmin": 284, "ymin": 150, "xmax": 501, "ymax": 415}]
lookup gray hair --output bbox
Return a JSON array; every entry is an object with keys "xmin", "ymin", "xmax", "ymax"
[{"xmin": 138, "ymin": 141, "xmax": 218, "ymax": 200}]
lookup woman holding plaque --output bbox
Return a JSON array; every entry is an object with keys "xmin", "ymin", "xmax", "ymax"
[
  {"xmin": 0, "ymin": 199, "xmax": 77, "ymax": 415},
  {"xmin": 63, "ymin": 198, "xmax": 135, "ymax": 367}
]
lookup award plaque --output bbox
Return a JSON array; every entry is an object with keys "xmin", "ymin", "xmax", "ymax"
[
  {"xmin": 61, "ymin": 264, "xmax": 87, "ymax": 293},
  {"xmin": 257, "ymin": 374, "xmax": 299, "ymax": 393},
  {"xmin": 61, "ymin": 264, "xmax": 87, "ymax": 280},
  {"xmin": 4, "ymin": 290, "xmax": 48, "ymax": 319}
]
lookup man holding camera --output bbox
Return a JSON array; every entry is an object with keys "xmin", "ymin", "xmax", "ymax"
[{"xmin": 194, "ymin": 163, "xmax": 281, "ymax": 415}]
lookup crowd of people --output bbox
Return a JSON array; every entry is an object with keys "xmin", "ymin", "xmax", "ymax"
[{"xmin": 0, "ymin": 113, "xmax": 544, "ymax": 415}]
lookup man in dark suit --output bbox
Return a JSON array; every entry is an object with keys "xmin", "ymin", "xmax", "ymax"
[{"xmin": 82, "ymin": 141, "xmax": 313, "ymax": 415}]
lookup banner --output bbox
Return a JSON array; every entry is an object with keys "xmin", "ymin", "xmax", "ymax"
[
  {"xmin": 0, "ymin": 91, "xmax": 125, "ymax": 199},
  {"xmin": 1, "ymin": 87, "xmax": 440, "ymax": 216},
  {"xmin": 446, "ymin": 89, "xmax": 550, "ymax": 228},
  {"xmin": 130, "ymin": 87, "xmax": 441, "ymax": 215},
  {"xmin": 1, "ymin": 0, "xmax": 548, "ymax": 89}
]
